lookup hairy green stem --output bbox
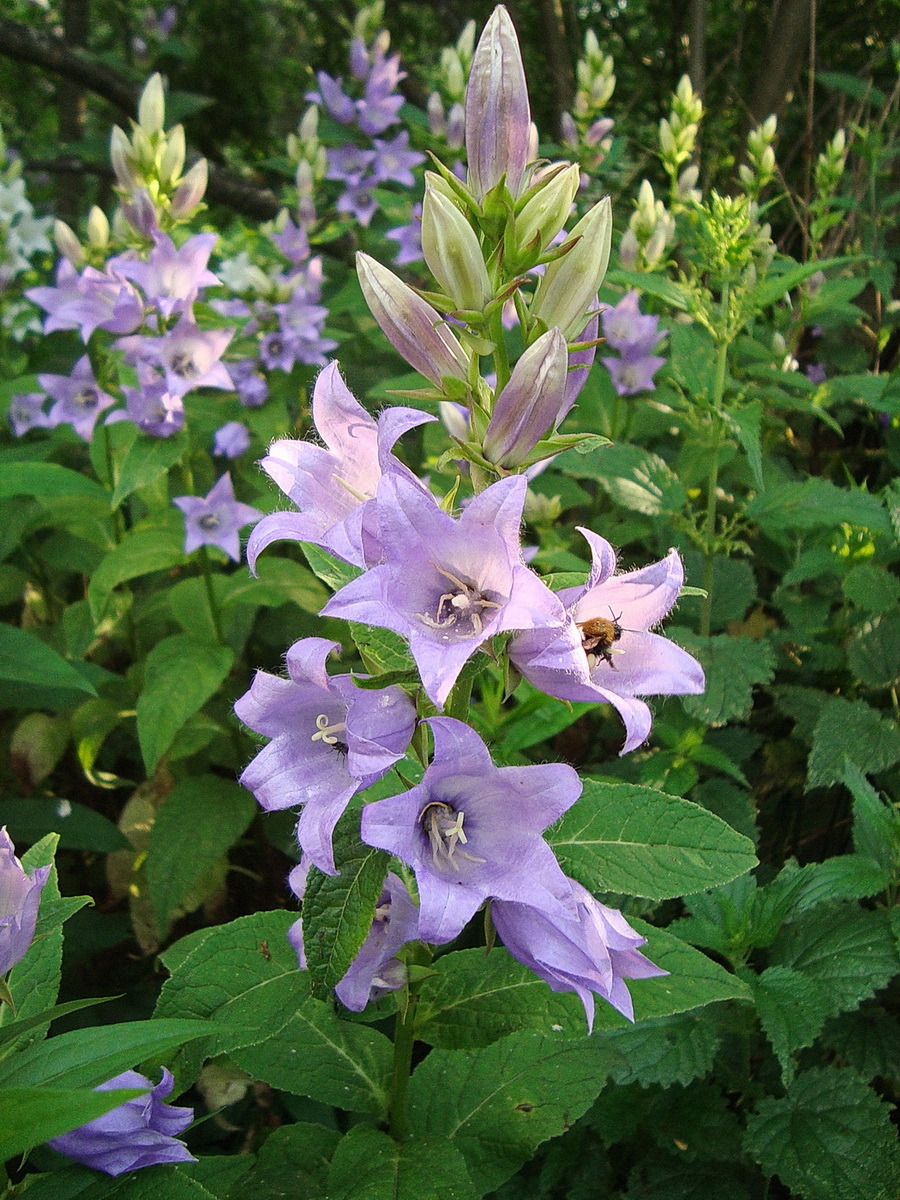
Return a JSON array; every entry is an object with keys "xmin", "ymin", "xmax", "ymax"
[
  {"xmin": 699, "ymin": 335, "xmax": 731, "ymax": 639},
  {"xmin": 388, "ymin": 990, "xmax": 420, "ymax": 1141},
  {"xmin": 198, "ymin": 545, "xmax": 226, "ymax": 646}
]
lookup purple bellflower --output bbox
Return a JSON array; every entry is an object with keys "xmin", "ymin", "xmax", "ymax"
[
  {"xmin": 337, "ymin": 180, "xmax": 378, "ymax": 228},
  {"xmin": 357, "ymin": 50, "xmax": 406, "ymax": 135},
  {"xmin": 312, "ymin": 72, "xmax": 357, "ymax": 124},
  {"xmin": 601, "ymin": 290, "xmax": 664, "ymax": 356},
  {"xmin": 370, "ymin": 132, "xmax": 425, "ymax": 187},
  {"xmin": 0, "ymin": 827, "xmax": 50, "ymax": 976},
  {"xmin": 27, "ymin": 260, "xmax": 143, "ymax": 342},
  {"xmin": 326, "ymin": 146, "xmax": 376, "ymax": 185},
  {"xmin": 132, "ymin": 319, "xmax": 234, "ymax": 398},
  {"xmin": 322, "ymin": 473, "xmax": 569, "ymax": 708},
  {"xmin": 602, "ymin": 349, "xmax": 667, "ymax": 397},
  {"xmin": 213, "ymin": 421, "xmax": 251, "ymax": 458},
  {"xmin": 173, "ymin": 473, "xmax": 263, "ymax": 562},
  {"xmin": 288, "ymin": 866, "xmax": 420, "ymax": 1010},
  {"xmin": 361, "ymin": 717, "xmax": 580, "ymax": 944},
  {"xmin": 38, "ymin": 356, "xmax": 116, "ymax": 441},
  {"xmin": 235, "ymin": 637, "xmax": 416, "ymax": 874},
  {"xmin": 107, "ymin": 376, "xmax": 185, "ymax": 438},
  {"xmin": 9, "ymin": 392, "xmax": 51, "ymax": 437},
  {"xmin": 509, "ymin": 529, "xmax": 704, "ymax": 753},
  {"xmin": 47, "ymin": 1068, "xmax": 195, "ymax": 1176},
  {"xmin": 108, "ymin": 232, "xmax": 219, "ymax": 319},
  {"xmin": 492, "ymin": 881, "xmax": 667, "ymax": 1029},
  {"xmin": 247, "ymin": 361, "xmax": 435, "ymax": 571},
  {"xmin": 386, "ymin": 203, "xmax": 423, "ymax": 265}
]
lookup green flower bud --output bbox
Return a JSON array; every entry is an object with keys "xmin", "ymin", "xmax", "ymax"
[
  {"xmin": 138, "ymin": 73, "xmax": 166, "ymax": 135},
  {"xmin": 86, "ymin": 205, "xmax": 110, "ymax": 249},
  {"xmin": 513, "ymin": 163, "xmax": 580, "ymax": 257},
  {"xmin": 531, "ymin": 196, "xmax": 611, "ymax": 339},
  {"xmin": 421, "ymin": 183, "xmax": 492, "ymax": 312}
]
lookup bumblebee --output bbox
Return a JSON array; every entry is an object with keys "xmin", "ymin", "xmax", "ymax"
[{"xmin": 577, "ymin": 613, "xmax": 623, "ymax": 668}]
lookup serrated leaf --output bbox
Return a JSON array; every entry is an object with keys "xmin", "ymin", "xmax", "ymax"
[
  {"xmin": 846, "ymin": 613, "xmax": 900, "ymax": 688},
  {"xmin": 239, "ymin": 1123, "xmax": 341, "ymax": 1200},
  {"xmin": 302, "ymin": 542, "xmax": 363, "ymax": 590},
  {"xmin": 326, "ymin": 1125, "xmax": 477, "ymax": 1200},
  {"xmin": 665, "ymin": 322, "xmax": 719, "ymax": 399},
  {"xmin": 88, "ymin": 519, "xmax": 187, "ymax": 622},
  {"xmin": 303, "ymin": 819, "xmax": 389, "ymax": 998},
  {"xmin": 111, "ymin": 432, "xmax": 188, "ymax": 507},
  {"xmin": 548, "ymin": 779, "xmax": 757, "ymax": 900},
  {"xmin": 680, "ymin": 553, "xmax": 757, "ymax": 630},
  {"xmin": 146, "ymin": 776, "xmax": 256, "ymax": 938},
  {"xmin": 819, "ymin": 1004, "xmax": 900, "ymax": 1081},
  {"xmin": 558, "ymin": 443, "xmax": 686, "ymax": 516},
  {"xmin": 746, "ymin": 478, "xmax": 891, "ymax": 537},
  {"xmin": 409, "ymin": 1031, "xmax": 618, "ymax": 1194},
  {"xmin": 607, "ymin": 269, "xmax": 693, "ymax": 311},
  {"xmin": 744, "ymin": 1067, "xmax": 900, "ymax": 1200},
  {"xmin": 751, "ymin": 965, "xmax": 832, "ymax": 1082},
  {"xmin": 221, "ymin": 556, "xmax": 328, "ymax": 613},
  {"xmin": 769, "ymin": 903, "xmax": 900, "ymax": 1021},
  {"xmin": 807, "ymin": 696, "xmax": 900, "ymax": 789},
  {"xmin": 604, "ymin": 1007, "xmax": 723, "ymax": 1087},
  {"xmin": 841, "ymin": 563, "xmax": 900, "ymax": 614},
  {"xmin": 136, "ymin": 635, "xmax": 234, "ymax": 774},
  {"xmin": 0, "ymin": 1086, "xmax": 145, "ymax": 1161},
  {"xmin": 844, "ymin": 760, "xmax": 900, "ymax": 874},
  {"xmin": 727, "ymin": 400, "xmax": 764, "ymax": 489},
  {"xmin": 348, "ymin": 622, "xmax": 415, "ymax": 675},
  {"xmin": 675, "ymin": 632, "xmax": 775, "ymax": 726}
]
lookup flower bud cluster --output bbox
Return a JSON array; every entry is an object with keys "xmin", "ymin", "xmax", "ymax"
[
  {"xmin": 427, "ymin": 20, "xmax": 476, "ymax": 150},
  {"xmin": 286, "ymin": 105, "xmax": 328, "ymax": 185},
  {"xmin": 659, "ymin": 74, "xmax": 703, "ymax": 193},
  {"xmin": 557, "ymin": 31, "xmax": 616, "ymax": 191},
  {"xmin": 620, "ymin": 179, "xmax": 675, "ymax": 271},
  {"xmin": 739, "ymin": 115, "xmax": 778, "ymax": 200},
  {"xmin": 109, "ymin": 75, "xmax": 208, "ymax": 235}
]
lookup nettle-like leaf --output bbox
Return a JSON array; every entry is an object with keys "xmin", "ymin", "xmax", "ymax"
[
  {"xmin": 841, "ymin": 562, "xmax": 900, "ymax": 614},
  {"xmin": 768, "ymin": 902, "xmax": 900, "ymax": 1022},
  {"xmin": 750, "ymin": 965, "xmax": 832, "ymax": 1082},
  {"xmin": 845, "ymin": 761, "xmax": 900, "ymax": 876},
  {"xmin": 846, "ymin": 612, "xmax": 900, "ymax": 689},
  {"xmin": 557, "ymin": 442, "xmax": 687, "ymax": 517},
  {"xmin": 236, "ymin": 1123, "xmax": 341, "ymax": 1200},
  {"xmin": 744, "ymin": 1067, "xmax": 900, "ymax": 1200},
  {"xmin": 806, "ymin": 696, "xmax": 900, "ymax": 789},
  {"xmin": 819, "ymin": 1003, "xmax": 900, "ymax": 1082},
  {"xmin": 548, "ymin": 779, "xmax": 757, "ymax": 900},
  {"xmin": 603, "ymin": 1007, "xmax": 724, "ymax": 1088},
  {"xmin": 349, "ymin": 621, "xmax": 416, "ymax": 675},
  {"xmin": 302, "ymin": 542, "xmax": 363, "ymax": 591},
  {"xmin": 408, "ymin": 1031, "xmax": 618, "ymax": 1195},
  {"xmin": 136, "ymin": 634, "xmax": 234, "ymax": 774},
  {"xmin": 110, "ymin": 430, "xmax": 188, "ymax": 508},
  {"xmin": 673, "ymin": 632, "xmax": 775, "ymax": 726},
  {"xmin": 146, "ymin": 775, "xmax": 257, "ymax": 939},
  {"xmin": 746, "ymin": 478, "xmax": 892, "ymax": 538},
  {"xmin": 303, "ymin": 817, "xmax": 389, "ymax": 999},
  {"xmin": 326, "ymin": 1125, "xmax": 477, "ymax": 1200}
]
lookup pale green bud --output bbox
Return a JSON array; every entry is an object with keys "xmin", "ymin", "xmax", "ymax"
[
  {"xmin": 738, "ymin": 163, "xmax": 755, "ymax": 190},
  {"xmin": 53, "ymin": 218, "xmax": 85, "ymax": 267},
  {"xmin": 138, "ymin": 73, "xmax": 166, "ymax": 135},
  {"xmin": 160, "ymin": 124, "xmax": 186, "ymax": 187},
  {"xmin": 761, "ymin": 114, "xmax": 778, "ymax": 140},
  {"xmin": 831, "ymin": 128, "xmax": 846, "ymax": 157},
  {"xmin": 446, "ymin": 49, "xmax": 466, "ymax": 99},
  {"xmin": 514, "ymin": 163, "xmax": 580, "ymax": 255},
  {"xmin": 170, "ymin": 158, "xmax": 207, "ymax": 216},
  {"xmin": 457, "ymin": 19, "xmax": 476, "ymax": 62},
  {"xmin": 659, "ymin": 118, "xmax": 677, "ymax": 158},
  {"xmin": 618, "ymin": 227, "xmax": 639, "ymax": 269},
  {"xmin": 584, "ymin": 29, "xmax": 600, "ymax": 58},
  {"xmin": 421, "ymin": 184, "xmax": 492, "ymax": 312},
  {"xmin": 298, "ymin": 104, "xmax": 319, "ymax": 142},
  {"xmin": 86, "ymin": 205, "xmax": 110, "ymax": 249},
  {"xmin": 531, "ymin": 195, "xmax": 611, "ymax": 339}
]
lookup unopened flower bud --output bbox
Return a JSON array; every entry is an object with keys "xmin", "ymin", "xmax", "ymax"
[
  {"xmin": 122, "ymin": 187, "xmax": 159, "ymax": 236},
  {"xmin": 618, "ymin": 227, "xmax": 639, "ymax": 269},
  {"xmin": 357, "ymin": 253, "xmax": 470, "ymax": 388},
  {"xmin": 299, "ymin": 104, "xmax": 319, "ymax": 142},
  {"xmin": 170, "ymin": 158, "xmax": 208, "ymax": 216},
  {"xmin": 531, "ymin": 195, "xmax": 611, "ymax": 339},
  {"xmin": 483, "ymin": 327, "xmax": 568, "ymax": 466},
  {"xmin": 428, "ymin": 92, "xmax": 446, "ymax": 137},
  {"xmin": 465, "ymin": 6, "xmax": 531, "ymax": 200},
  {"xmin": 457, "ymin": 19, "xmax": 476, "ymax": 62},
  {"xmin": 160, "ymin": 124, "xmax": 186, "ymax": 186},
  {"xmin": 110, "ymin": 126, "xmax": 135, "ymax": 189},
  {"xmin": 53, "ymin": 219, "xmax": 85, "ymax": 267},
  {"xmin": 514, "ymin": 163, "xmax": 580, "ymax": 256},
  {"xmin": 446, "ymin": 102, "xmax": 465, "ymax": 150},
  {"xmin": 560, "ymin": 112, "xmax": 578, "ymax": 149},
  {"xmin": 421, "ymin": 184, "xmax": 492, "ymax": 312},
  {"xmin": 138, "ymin": 73, "xmax": 166, "ymax": 135},
  {"xmin": 86, "ymin": 205, "xmax": 110, "ymax": 249}
]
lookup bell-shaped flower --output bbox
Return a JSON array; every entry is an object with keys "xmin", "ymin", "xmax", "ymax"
[
  {"xmin": 0, "ymin": 827, "xmax": 50, "ymax": 976},
  {"xmin": 108, "ymin": 232, "xmax": 219, "ymax": 319},
  {"xmin": 322, "ymin": 473, "xmax": 568, "ymax": 708},
  {"xmin": 47, "ymin": 1068, "xmax": 195, "ymax": 1176},
  {"xmin": 465, "ymin": 7, "xmax": 531, "ymax": 201},
  {"xmin": 38, "ymin": 356, "xmax": 116, "ymax": 441},
  {"xmin": 483, "ymin": 328, "xmax": 568, "ymax": 467},
  {"xmin": 509, "ymin": 528, "xmax": 704, "ymax": 754},
  {"xmin": 235, "ymin": 637, "xmax": 416, "ymax": 874},
  {"xmin": 107, "ymin": 370, "xmax": 185, "ymax": 438},
  {"xmin": 172, "ymin": 473, "xmax": 262, "ymax": 562},
  {"xmin": 133, "ymin": 319, "xmax": 234, "ymax": 398},
  {"xmin": 247, "ymin": 361, "xmax": 435, "ymax": 572},
  {"xmin": 356, "ymin": 253, "xmax": 470, "ymax": 389},
  {"xmin": 361, "ymin": 717, "xmax": 580, "ymax": 944},
  {"xmin": 492, "ymin": 880, "xmax": 667, "ymax": 1030},
  {"xmin": 27, "ymin": 260, "xmax": 143, "ymax": 342}
]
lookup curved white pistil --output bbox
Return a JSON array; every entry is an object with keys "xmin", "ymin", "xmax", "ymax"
[{"xmin": 311, "ymin": 713, "xmax": 347, "ymax": 744}]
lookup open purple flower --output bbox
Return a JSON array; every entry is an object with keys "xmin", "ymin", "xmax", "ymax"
[
  {"xmin": 509, "ymin": 528, "xmax": 704, "ymax": 753},
  {"xmin": 492, "ymin": 881, "xmax": 667, "ymax": 1029},
  {"xmin": 108, "ymin": 232, "xmax": 219, "ymax": 318},
  {"xmin": 38, "ymin": 356, "xmax": 116, "ymax": 441},
  {"xmin": 247, "ymin": 361, "xmax": 435, "ymax": 571},
  {"xmin": 603, "ymin": 349, "xmax": 666, "ymax": 396},
  {"xmin": 47, "ymin": 1068, "xmax": 195, "ymax": 1176},
  {"xmin": 0, "ymin": 827, "xmax": 50, "ymax": 976},
  {"xmin": 322, "ymin": 473, "xmax": 568, "ymax": 708},
  {"xmin": 9, "ymin": 392, "xmax": 50, "ymax": 437},
  {"xmin": 173, "ymin": 473, "xmax": 262, "ymax": 561},
  {"xmin": 107, "ymin": 373, "xmax": 185, "ymax": 438},
  {"xmin": 361, "ymin": 718, "xmax": 580, "ymax": 944},
  {"xmin": 213, "ymin": 420, "xmax": 251, "ymax": 458},
  {"xmin": 129, "ymin": 319, "xmax": 234, "ymax": 398},
  {"xmin": 235, "ymin": 637, "xmax": 416, "ymax": 874},
  {"xmin": 370, "ymin": 132, "xmax": 425, "ymax": 187},
  {"xmin": 27, "ymin": 260, "xmax": 143, "ymax": 341},
  {"xmin": 601, "ymin": 290, "xmax": 664, "ymax": 356}
]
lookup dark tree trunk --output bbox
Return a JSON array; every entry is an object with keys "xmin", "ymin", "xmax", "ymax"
[
  {"xmin": 534, "ymin": 0, "xmax": 574, "ymax": 137},
  {"xmin": 57, "ymin": 0, "xmax": 90, "ymax": 218},
  {"xmin": 747, "ymin": 0, "xmax": 814, "ymax": 122}
]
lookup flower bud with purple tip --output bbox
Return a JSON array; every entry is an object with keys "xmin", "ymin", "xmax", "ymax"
[
  {"xmin": 0, "ymin": 828, "xmax": 50, "ymax": 977},
  {"xmin": 465, "ymin": 6, "xmax": 531, "ymax": 202},
  {"xmin": 483, "ymin": 327, "xmax": 568, "ymax": 467}
]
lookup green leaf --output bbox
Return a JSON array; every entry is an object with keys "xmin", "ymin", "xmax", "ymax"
[
  {"xmin": 675, "ymin": 632, "xmax": 775, "ymax": 726},
  {"xmin": 666, "ymin": 321, "xmax": 719, "ymax": 399},
  {"xmin": 0, "ymin": 996, "xmax": 113, "ymax": 1051},
  {"xmin": 769, "ymin": 903, "xmax": 900, "ymax": 1021},
  {"xmin": 408, "ymin": 1032, "xmax": 618, "ymax": 1194},
  {"xmin": 348, "ymin": 622, "xmax": 415, "ymax": 675},
  {"xmin": 239, "ymin": 1123, "xmax": 341, "ymax": 1200},
  {"xmin": 603, "ymin": 1007, "xmax": 723, "ymax": 1087},
  {"xmin": 846, "ymin": 613, "xmax": 900, "ymax": 688},
  {"xmin": 303, "ymin": 819, "xmax": 389, "ymax": 999},
  {"xmin": 844, "ymin": 761, "xmax": 900, "ymax": 875},
  {"xmin": 5, "ymin": 835, "xmax": 67, "ymax": 1048},
  {"xmin": 751, "ymin": 965, "xmax": 832, "ymax": 1082},
  {"xmin": 746, "ymin": 478, "xmax": 891, "ymax": 538},
  {"xmin": 88, "ymin": 519, "xmax": 187, "ymax": 622},
  {"xmin": 807, "ymin": 696, "xmax": 900, "ymax": 789},
  {"xmin": 726, "ymin": 401, "xmax": 764, "ymax": 489},
  {"xmin": 0, "ymin": 1019, "xmax": 216, "ymax": 1089},
  {"xmin": 221, "ymin": 556, "xmax": 328, "ymax": 613},
  {"xmin": 747, "ymin": 256, "xmax": 856, "ymax": 312},
  {"xmin": 0, "ymin": 1086, "xmax": 146, "ymax": 1161},
  {"xmin": 146, "ymin": 776, "xmax": 257, "ymax": 938},
  {"xmin": 607, "ymin": 269, "xmax": 693, "ymax": 311},
  {"xmin": 0, "ymin": 461, "xmax": 108, "ymax": 502},
  {"xmin": 548, "ymin": 779, "xmax": 757, "ymax": 900},
  {"xmin": 0, "ymin": 623, "xmax": 97, "ymax": 702},
  {"xmin": 841, "ymin": 563, "xmax": 900, "ymax": 614},
  {"xmin": 136, "ymin": 635, "xmax": 234, "ymax": 774},
  {"xmin": 326, "ymin": 1125, "xmax": 477, "ymax": 1200},
  {"xmin": 819, "ymin": 1004, "xmax": 900, "ymax": 1082},
  {"xmin": 111, "ymin": 432, "xmax": 188, "ymax": 508},
  {"xmin": 744, "ymin": 1067, "xmax": 900, "ymax": 1200},
  {"xmin": 0, "ymin": 797, "xmax": 129, "ymax": 852},
  {"xmin": 302, "ymin": 543, "xmax": 363, "ymax": 590},
  {"xmin": 557, "ymin": 443, "xmax": 686, "ymax": 516},
  {"xmin": 680, "ymin": 554, "xmax": 757, "ymax": 630}
]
